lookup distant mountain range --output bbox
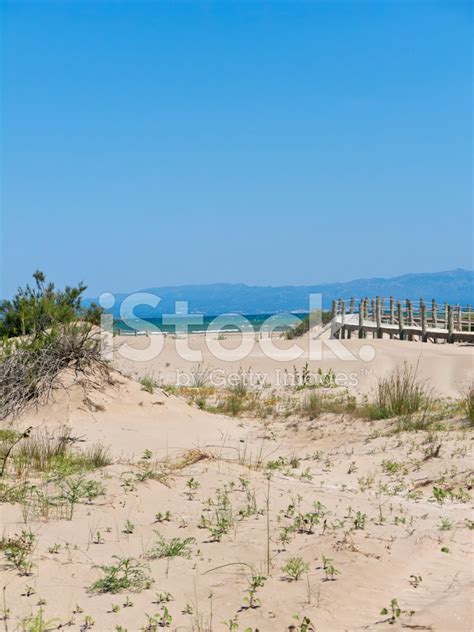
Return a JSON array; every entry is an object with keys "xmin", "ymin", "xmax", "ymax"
[{"xmin": 90, "ymin": 269, "xmax": 474, "ymax": 318}]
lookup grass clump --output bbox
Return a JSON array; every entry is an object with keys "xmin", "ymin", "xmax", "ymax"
[
  {"xmin": 464, "ymin": 384, "xmax": 474, "ymax": 425},
  {"xmin": 139, "ymin": 375, "xmax": 157, "ymax": 394},
  {"xmin": 9, "ymin": 427, "xmax": 111, "ymax": 477},
  {"xmin": 367, "ymin": 363, "xmax": 431, "ymax": 420},
  {"xmin": 19, "ymin": 608, "xmax": 59, "ymax": 632},
  {"xmin": 89, "ymin": 556, "xmax": 152, "ymax": 594}
]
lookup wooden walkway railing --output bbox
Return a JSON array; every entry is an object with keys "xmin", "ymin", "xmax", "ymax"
[{"xmin": 331, "ymin": 298, "xmax": 474, "ymax": 344}]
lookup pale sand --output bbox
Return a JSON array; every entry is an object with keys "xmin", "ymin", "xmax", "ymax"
[
  {"xmin": 1, "ymin": 339, "xmax": 473, "ymax": 631},
  {"xmin": 113, "ymin": 331, "xmax": 474, "ymax": 397}
]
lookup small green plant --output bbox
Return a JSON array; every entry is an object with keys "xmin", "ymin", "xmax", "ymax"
[
  {"xmin": 22, "ymin": 585, "xmax": 35, "ymax": 597},
  {"xmin": 147, "ymin": 533, "xmax": 195, "ymax": 559},
  {"xmin": 290, "ymin": 614, "xmax": 316, "ymax": 632},
  {"xmin": 185, "ymin": 477, "xmax": 200, "ymax": 500},
  {"xmin": 321, "ymin": 555, "xmax": 340, "ymax": 581},
  {"xmin": 89, "ymin": 556, "xmax": 152, "ymax": 593},
  {"xmin": 353, "ymin": 511, "xmax": 367, "ymax": 530},
  {"xmin": 242, "ymin": 574, "xmax": 266, "ymax": 609},
  {"xmin": 282, "ymin": 556, "xmax": 309, "ymax": 581},
  {"xmin": 123, "ymin": 519, "xmax": 135, "ymax": 534},
  {"xmin": 58, "ymin": 475, "xmax": 105, "ymax": 519},
  {"xmin": 1, "ymin": 530, "xmax": 35, "ymax": 576},
  {"xmin": 208, "ymin": 516, "xmax": 231, "ymax": 542},
  {"xmin": 439, "ymin": 517, "xmax": 452, "ymax": 531},
  {"xmin": 159, "ymin": 607, "xmax": 172, "ymax": 628},
  {"xmin": 380, "ymin": 598, "xmax": 401, "ymax": 625},
  {"xmin": 432, "ymin": 486, "xmax": 450, "ymax": 504},
  {"xmin": 409, "ymin": 574, "xmax": 422, "ymax": 588},
  {"xmin": 153, "ymin": 592, "xmax": 173, "ymax": 604},
  {"xmin": 300, "ymin": 467, "xmax": 313, "ymax": 481},
  {"xmin": 82, "ymin": 615, "xmax": 95, "ymax": 629},
  {"xmin": 379, "ymin": 598, "xmax": 414, "ymax": 625},
  {"xmin": 154, "ymin": 511, "xmax": 171, "ymax": 523},
  {"xmin": 143, "ymin": 607, "xmax": 173, "ymax": 629},
  {"xmin": 382, "ymin": 460, "xmax": 404, "ymax": 475}
]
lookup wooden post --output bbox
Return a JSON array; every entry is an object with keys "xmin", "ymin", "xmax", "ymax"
[
  {"xmin": 341, "ymin": 299, "xmax": 346, "ymax": 339},
  {"xmin": 348, "ymin": 298, "xmax": 354, "ymax": 339},
  {"xmin": 456, "ymin": 304, "xmax": 462, "ymax": 331},
  {"xmin": 365, "ymin": 298, "xmax": 369, "ymax": 338},
  {"xmin": 338, "ymin": 298, "xmax": 343, "ymax": 339},
  {"xmin": 389, "ymin": 296, "xmax": 394, "ymax": 339},
  {"xmin": 397, "ymin": 300, "xmax": 404, "ymax": 341},
  {"xmin": 376, "ymin": 296, "xmax": 382, "ymax": 338},
  {"xmin": 448, "ymin": 305, "xmax": 454, "ymax": 343},
  {"xmin": 444, "ymin": 302, "xmax": 448, "ymax": 329},
  {"xmin": 406, "ymin": 299, "xmax": 413, "ymax": 341},
  {"xmin": 468, "ymin": 304, "xmax": 471, "ymax": 332},
  {"xmin": 358, "ymin": 299, "xmax": 364, "ymax": 339},
  {"xmin": 421, "ymin": 299, "xmax": 427, "ymax": 342},
  {"xmin": 432, "ymin": 299, "xmax": 437, "ymax": 329}
]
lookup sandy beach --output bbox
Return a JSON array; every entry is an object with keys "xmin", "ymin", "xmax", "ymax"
[{"xmin": 1, "ymin": 332, "xmax": 472, "ymax": 631}]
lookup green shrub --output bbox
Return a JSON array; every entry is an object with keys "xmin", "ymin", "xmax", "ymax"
[{"xmin": 0, "ymin": 270, "xmax": 101, "ymax": 339}]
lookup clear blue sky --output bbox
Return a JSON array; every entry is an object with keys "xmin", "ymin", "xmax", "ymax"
[{"xmin": 2, "ymin": 0, "xmax": 472, "ymax": 297}]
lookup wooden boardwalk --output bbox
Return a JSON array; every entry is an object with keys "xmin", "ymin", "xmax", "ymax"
[{"xmin": 330, "ymin": 298, "xmax": 474, "ymax": 344}]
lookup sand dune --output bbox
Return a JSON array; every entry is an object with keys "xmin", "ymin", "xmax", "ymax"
[
  {"xmin": 113, "ymin": 332, "xmax": 473, "ymax": 398},
  {"xmin": 1, "ymin": 342, "xmax": 473, "ymax": 631}
]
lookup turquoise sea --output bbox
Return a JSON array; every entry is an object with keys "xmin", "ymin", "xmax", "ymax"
[{"xmin": 113, "ymin": 313, "xmax": 304, "ymax": 335}]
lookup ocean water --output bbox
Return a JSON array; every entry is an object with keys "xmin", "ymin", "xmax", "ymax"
[{"xmin": 113, "ymin": 313, "xmax": 304, "ymax": 335}]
